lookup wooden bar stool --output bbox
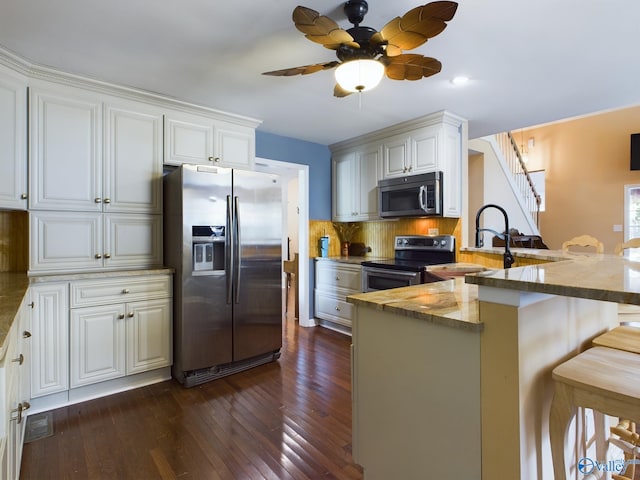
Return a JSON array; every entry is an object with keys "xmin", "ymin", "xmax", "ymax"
[
  {"xmin": 562, "ymin": 234, "xmax": 604, "ymax": 254},
  {"xmin": 550, "ymin": 347, "xmax": 640, "ymax": 480}
]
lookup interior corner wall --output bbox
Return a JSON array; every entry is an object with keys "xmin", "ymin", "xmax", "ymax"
[
  {"xmin": 519, "ymin": 106, "xmax": 640, "ymax": 253},
  {"xmin": 256, "ymin": 130, "xmax": 331, "ymax": 220}
]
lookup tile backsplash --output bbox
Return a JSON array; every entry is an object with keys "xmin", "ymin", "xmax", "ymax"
[{"xmin": 309, "ymin": 217, "xmax": 461, "ymax": 259}]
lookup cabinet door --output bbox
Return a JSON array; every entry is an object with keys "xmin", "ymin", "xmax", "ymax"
[
  {"xmin": 332, "ymin": 151, "xmax": 357, "ymax": 221},
  {"xmin": 0, "ymin": 72, "xmax": 27, "ymax": 210},
  {"xmin": 70, "ymin": 304, "xmax": 126, "ymax": 387},
  {"xmin": 29, "ymin": 87, "xmax": 102, "ymax": 211},
  {"xmin": 441, "ymin": 123, "xmax": 462, "ymax": 217},
  {"xmin": 356, "ymin": 145, "xmax": 382, "ymax": 220},
  {"xmin": 30, "ymin": 283, "xmax": 69, "ymax": 398},
  {"xmin": 411, "ymin": 125, "xmax": 439, "ymax": 174},
  {"xmin": 104, "ymin": 103, "xmax": 163, "ymax": 213},
  {"xmin": 126, "ymin": 298, "xmax": 172, "ymax": 374},
  {"xmin": 214, "ymin": 123, "xmax": 255, "ymax": 169},
  {"xmin": 163, "ymin": 111, "xmax": 214, "ymax": 166},
  {"xmin": 104, "ymin": 214, "xmax": 162, "ymax": 269},
  {"xmin": 29, "ymin": 211, "xmax": 102, "ymax": 273},
  {"xmin": 382, "ymin": 135, "xmax": 411, "ymax": 178}
]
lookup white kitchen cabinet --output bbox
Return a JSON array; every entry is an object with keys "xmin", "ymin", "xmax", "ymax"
[
  {"xmin": 332, "ymin": 144, "xmax": 382, "ymax": 222},
  {"xmin": 70, "ymin": 276, "xmax": 172, "ymax": 388},
  {"xmin": 0, "ymin": 69, "xmax": 27, "ymax": 210},
  {"xmin": 164, "ymin": 110, "xmax": 255, "ymax": 169},
  {"xmin": 30, "ymin": 283, "xmax": 69, "ymax": 399},
  {"xmin": 29, "ymin": 84, "xmax": 163, "ymax": 213},
  {"xmin": 382, "ymin": 134, "xmax": 411, "ymax": 177},
  {"xmin": 0, "ymin": 295, "xmax": 31, "ymax": 480},
  {"xmin": 314, "ymin": 260, "xmax": 362, "ymax": 329},
  {"xmin": 29, "ymin": 211, "xmax": 162, "ymax": 274}
]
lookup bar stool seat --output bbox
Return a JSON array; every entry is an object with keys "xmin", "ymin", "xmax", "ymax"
[
  {"xmin": 593, "ymin": 325, "xmax": 640, "ymax": 354},
  {"xmin": 550, "ymin": 346, "xmax": 640, "ymax": 480}
]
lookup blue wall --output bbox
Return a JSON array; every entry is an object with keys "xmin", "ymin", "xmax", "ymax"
[{"xmin": 256, "ymin": 130, "xmax": 331, "ymax": 220}]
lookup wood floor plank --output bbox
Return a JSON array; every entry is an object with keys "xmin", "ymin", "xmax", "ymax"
[{"xmin": 21, "ymin": 309, "xmax": 363, "ymax": 480}]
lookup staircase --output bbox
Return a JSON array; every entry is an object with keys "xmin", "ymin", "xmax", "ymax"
[{"xmin": 489, "ymin": 132, "xmax": 542, "ymax": 234}]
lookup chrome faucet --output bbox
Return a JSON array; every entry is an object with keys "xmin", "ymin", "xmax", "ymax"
[{"xmin": 475, "ymin": 204, "xmax": 515, "ymax": 269}]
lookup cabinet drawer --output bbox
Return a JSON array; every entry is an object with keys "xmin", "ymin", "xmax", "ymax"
[
  {"xmin": 316, "ymin": 263, "xmax": 361, "ymax": 292},
  {"xmin": 71, "ymin": 275, "xmax": 171, "ymax": 307},
  {"xmin": 314, "ymin": 291, "xmax": 353, "ymax": 327}
]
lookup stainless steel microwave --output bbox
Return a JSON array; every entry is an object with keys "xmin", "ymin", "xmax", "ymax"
[{"xmin": 378, "ymin": 171, "xmax": 443, "ymax": 218}]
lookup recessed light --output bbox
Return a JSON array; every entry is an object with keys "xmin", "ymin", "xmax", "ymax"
[{"xmin": 451, "ymin": 76, "xmax": 469, "ymax": 86}]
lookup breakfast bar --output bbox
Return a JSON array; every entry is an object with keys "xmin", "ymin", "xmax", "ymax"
[{"xmin": 347, "ymin": 251, "xmax": 639, "ymax": 479}]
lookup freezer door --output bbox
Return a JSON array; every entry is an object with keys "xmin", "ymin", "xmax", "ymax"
[
  {"xmin": 180, "ymin": 165, "xmax": 234, "ymax": 371},
  {"xmin": 232, "ymin": 169, "xmax": 283, "ymax": 361}
]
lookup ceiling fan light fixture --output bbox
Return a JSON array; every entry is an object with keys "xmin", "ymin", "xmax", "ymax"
[{"xmin": 335, "ymin": 59, "xmax": 384, "ymax": 93}]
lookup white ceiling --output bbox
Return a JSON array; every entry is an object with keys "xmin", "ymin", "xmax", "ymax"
[{"xmin": 2, "ymin": 0, "xmax": 639, "ymax": 146}]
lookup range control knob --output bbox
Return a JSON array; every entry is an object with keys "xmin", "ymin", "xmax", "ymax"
[{"xmin": 440, "ymin": 240, "xmax": 447, "ymax": 247}]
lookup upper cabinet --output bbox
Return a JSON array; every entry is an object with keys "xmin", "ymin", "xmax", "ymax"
[
  {"xmin": 332, "ymin": 143, "xmax": 382, "ymax": 222},
  {"xmin": 164, "ymin": 110, "xmax": 256, "ymax": 170},
  {"xmin": 0, "ymin": 68, "xmax": 27, "ymax": 210},
  {"xmin": 331, "ymin": 111, "xmax": 466, "ymax": 219},
  {"xmin": 29, "ymin": 84, "xmax": 163, "ymax": 214}
]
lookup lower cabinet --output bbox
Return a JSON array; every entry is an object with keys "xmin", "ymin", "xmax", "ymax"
[
  {"xmin": 314, "ymin": 260, "xmax": 362, "ymax": 329},
  {"xmin": 70, "ymin": 298, "xmax": 172, "ymax": 387},
  {"xmin": 0, "ymin": 294, "xmax": 31, "ymax": 480},
  {"xmin": 29, "ymin": 273, "xmax": 172, "ymax": 412}
]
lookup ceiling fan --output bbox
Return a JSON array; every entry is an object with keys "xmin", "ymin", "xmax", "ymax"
[{"xmin": 262, "ymin": 0, "xmax": 458, "ymax": 97}]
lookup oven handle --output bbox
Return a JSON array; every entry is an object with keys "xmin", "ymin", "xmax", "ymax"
[{"xmin": 361, "ymin": 266, "xmax": 422, "ymax": 292}]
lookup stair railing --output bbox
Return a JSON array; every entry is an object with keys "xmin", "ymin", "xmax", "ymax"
[{"xmin": 495, "ymin": 132, "xmax": 542, "ymax": 228}]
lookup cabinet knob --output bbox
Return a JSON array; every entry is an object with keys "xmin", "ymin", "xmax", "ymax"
[
  {"xmin": 23, "ymin": 331, "xmax": 31, "ymax": 338},
  {"xmin": 335, "ymin": 276, "xmax": 340, "ymax": 281},
  {"xmin": 28, "ymin": 302, "xmax": 34, "ymax": 309},
  {"xmin": 208, "ymin": 156, "xmax": 221, "ymax": 163},
  {"xmin": 335, "ymin": 306, "xmax": 341, "ymax": 311},
  {"xmin": 104, "ymin": 253, "xmax": 111, "ymax": 259},
  {"xmin": 118, "ymin": 313, "xmax": 125, "ymax": 319},
  {"xmin": 408, "ymin": 166, "xmax": 412, "ymax": 172},
  {"xmin": 12, "ymin": 354, "xmax": 24, "ymax": 365},
  {"xmin": 95, "ymin": 253, "xmax": 102, "ymax": 259},
  {"xmin": 127, "ymin": 312, "xmax": 134, "ymax": 318},
  {"xmin": 103, "ymin": 198, "xmax": 111, "ymax": 204},
  {"xmin": 122, "ymin": 288, "xmax": 130, "ymax": 294},
  {"xmin": 95, "ymin": 198, "xmax": 102, "ymax": 203},
  {"xmin": 11, "ymin": 402, "xmax": 30, "ymax": 424},
  {"xmin": 20, "ymin": 193, "xmax": 27, "ymax": 199}
]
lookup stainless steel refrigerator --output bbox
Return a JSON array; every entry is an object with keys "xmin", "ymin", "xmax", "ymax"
[{"xmin": 164, "ymin": 164, "xmax": 283, "ymax": 387}]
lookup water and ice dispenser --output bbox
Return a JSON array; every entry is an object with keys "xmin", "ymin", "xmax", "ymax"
[{"xmin": 192, "ymin": 225, "xmax": 225, "ymax": 273}]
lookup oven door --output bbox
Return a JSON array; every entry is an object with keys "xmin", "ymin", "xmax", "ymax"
[{"xmin": 361, "ymin": 266, "xmax": 422, "ymax": 292}]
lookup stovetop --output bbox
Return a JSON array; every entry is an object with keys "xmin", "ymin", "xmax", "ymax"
[{"xmin": 361, "ymin": 235, "xmax": 456, "ymax": 272}]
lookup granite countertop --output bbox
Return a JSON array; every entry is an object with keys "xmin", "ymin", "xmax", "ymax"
[
  {"xmin": 29, "ymin": 267, "xmax": 174, "ymax": 283},
  {"xmin": 465, "ymin": 253, "xmax": 640, "ymax": 305},
  {"xmin": 0, "ymin": 272, "xmax": 29, "ymax": 359},
  {"xmin": 347, "ymin": 277, "xmax": 481, "ymax": 332},
  {"xmin": 461, "ymin": 246, "xmax": 572, "ymax": 262}
]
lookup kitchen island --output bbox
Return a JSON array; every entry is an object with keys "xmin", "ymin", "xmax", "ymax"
[{"xmin": 347, "ymin": 251, "xmax": 638, "ymax": 479}]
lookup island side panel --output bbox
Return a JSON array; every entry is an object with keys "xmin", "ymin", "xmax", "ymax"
[
  {"xmin": 480, "ymin": 293, "xmax": 618, "ymax": 479},
  {"xmin": 352, "ymin": 305, "xmax": 481, "ymax": 480}
]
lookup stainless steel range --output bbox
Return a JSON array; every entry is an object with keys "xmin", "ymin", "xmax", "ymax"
[{"xmin": 361, "ymin": 235, "xmax": 456, "ymax": 292}]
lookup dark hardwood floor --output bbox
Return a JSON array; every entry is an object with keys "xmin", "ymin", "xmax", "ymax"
[{"xmin": 21, "ymin": 292, "xmax": 363, "ymax": 480}]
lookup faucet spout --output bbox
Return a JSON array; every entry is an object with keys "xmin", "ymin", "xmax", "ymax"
[{"xmin": 475, "ymin": 204, "xmax": 515, "ymax": 269}]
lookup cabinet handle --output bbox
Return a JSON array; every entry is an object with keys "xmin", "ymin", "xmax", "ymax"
[
  {"xmin": 118, "ymin": 313, "xmax": 125, "ymax": 319},
  {"xmin": 208, "ymin": 156, "xmax": 221, "ymax": 163},
  {"xmin": 23, "ymin": 331, "xmax": 31, "ymax": 338},
  {"xmin": 122, "ymin": 288, "xmax": 130, "ymax": 294},
  {"xmin": 127, "ymin": 312, "xmax": 134, "ymax": 318},
  {"xmin": 28, "ymin": 302, "xmax": 34, "ymax": 309},
  {"xmin": 95, "ymin": 198, "xmax": 102, "ymax": 203},
  {"xmin": 95, "ymin": 253, "xmax": 102, "ymax": 259},
  {"xmin": 104, "ymin": 253, "xmax": 111, "ymax": 259},
  {"xmin": 11, "ymin": 402, "xmax": 30, "ymax": 424},
  {"xmin": 20, "ymin": 193, "xmax": 27, "ymax": 199},
  {"xmin": 103, "ymin": 198, "xmax": 111, "ymax": 204},
  {"xmin": 12, "ymin": 354, "xmax": 24, "ymax": 365}
]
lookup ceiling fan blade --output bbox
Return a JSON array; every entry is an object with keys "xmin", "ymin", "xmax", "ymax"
[
  {"xmin": 333, "ymin": 84, "xmax": 354, "ymax": 98},
  {"xmin": 376, "ymin": 1, "xmax": 458, "ymax": 54},
  {"xmin": 262, "ymin": 61, "xmax": 340, "ymax": 77},
  {"xmin": 383, "ymin": 54, "xmax": 442, "ymax": 81},
  {"xmin": 293, "ymin": 5, "xmax": 355, "ymax": 49}
]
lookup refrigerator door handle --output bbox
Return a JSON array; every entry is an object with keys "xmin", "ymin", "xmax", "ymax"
[
  {"xmin": 234, "ymin": 195, "xmax": 241, "ymax": 304},
  {"xmin": 226, "ymin": 194, "xmax": 233, "ymax": 305}
]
